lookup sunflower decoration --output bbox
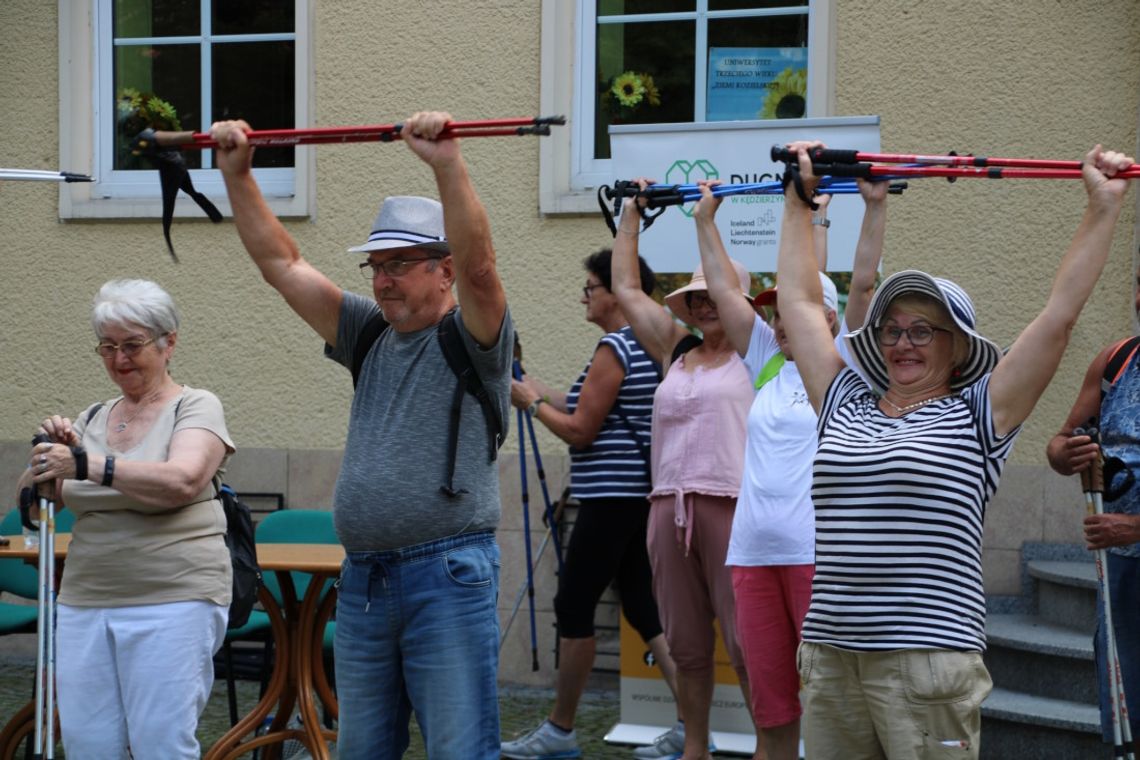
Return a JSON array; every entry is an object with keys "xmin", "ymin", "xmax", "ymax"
[
  {"xmin": 117, "ymin": 88, "xmax": 182, "ymax": 136},
  {"xmin": 758, "ymin": 67, "xmax": 807, "ymax": 120},
  {"xmin": 604, "ymin": 70, "xmax": 662, "ymax": 117}
]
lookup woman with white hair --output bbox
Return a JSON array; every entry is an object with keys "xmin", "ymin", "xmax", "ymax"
[
  {"xmin": 17, "ymin": 279, "xmax": 234, "ymax": 759},
  {"xmin": 775, "ymin": 142, "xmax": 1134, "ymax": 759}
]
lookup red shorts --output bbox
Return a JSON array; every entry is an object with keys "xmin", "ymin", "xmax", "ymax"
[{"xmin": 731, "ymin": 564, "xmax": 814, "ymax": 727}]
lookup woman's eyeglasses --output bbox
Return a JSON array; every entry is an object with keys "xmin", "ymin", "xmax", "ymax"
[
  {"xmin": 582, "ymin": 283, "xmax": 606, "ymax": 299},
  {"xmin": 876, "ymin": 325, "xmax": 949, "ymax": 347},
  {"xmin": 95, "ymin": 335, "xmax": 162, "ymax": 358}
]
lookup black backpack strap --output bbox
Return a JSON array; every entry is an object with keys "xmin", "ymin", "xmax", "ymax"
[
  {"xmin": 1101, "ymin": 335, "xmax": 1140, "ymax": 401},
  {"xmin": 670, "ymin": 333, "xmax": 703, "ymax": 365},
  {"xmin": 84, "ymin": 403, "xmax": 104, "ymax": 427},
  {"xmin": 351, "ymin": 312, "xmax": 391, "ymax": 389},
  {"xmin": 436, "ymin": 310, "xmax": 506, "ymax": 498}
]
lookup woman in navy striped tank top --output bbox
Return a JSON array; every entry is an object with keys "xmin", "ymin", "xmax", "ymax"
[{"xmin": 502, "ymin": 249, "xmax": 681, "ymax": 759}]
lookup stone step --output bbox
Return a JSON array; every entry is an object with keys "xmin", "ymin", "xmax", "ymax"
[
  {"xmin": 985, "ymin": 613, "xmax": 1096, "ymax": 703},
  {"xmin": 1028, "ymin": 559, "xmax": 1098, "ymax": 634},
  {"xmin": 981, "ymin": 687, "xmax": 1104, "ymax": 759}
]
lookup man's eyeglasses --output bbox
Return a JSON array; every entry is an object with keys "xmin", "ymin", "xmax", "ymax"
[
  {"xmin": 359, "ymin": 255, "xmax": 444, "ymax": 280},
  {"xmin": 95, "ymin": 335, "xmax": 163, "ymax": 358},
  {"xmin": 582, "ymin": 283, "xmax": 606, "ymax": 299},
  {"xmin": 876, "ymin": 325, "xmax": 950, "ymax": 347}
]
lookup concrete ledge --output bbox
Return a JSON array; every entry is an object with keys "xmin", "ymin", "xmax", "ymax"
[
  {"xmin": 982, "ymin": 688, "xmax": 1100, "ymax": 734},
  {"xmin": 986, "ymin": 613, "xmax": 1093, "ymax": 660},
  {"xmin": 1028, "ymin": 560, "xmax": 1098, "ymax": 590}
]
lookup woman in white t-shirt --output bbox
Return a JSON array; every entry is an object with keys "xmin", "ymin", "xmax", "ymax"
[
  {"xmin": 775, "ymin": 142, "xmax": 1134, "ymax": 760},
  {"xmin": 18, "ymin": 279, "xmax": 234, "ymax": 759}
]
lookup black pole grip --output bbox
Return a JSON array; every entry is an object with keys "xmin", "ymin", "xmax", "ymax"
[
  {"xmin": 770, "ymin": 144, "xmax": 860, "ymax": 165},
  {"xmin": 815, "ymin": 162, "xmax": 874, "ymax": 179}
]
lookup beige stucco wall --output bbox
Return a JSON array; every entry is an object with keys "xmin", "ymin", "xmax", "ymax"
[{"xmin": 1, "ymin": 0, "xmax": 1139, "ymax": 683}]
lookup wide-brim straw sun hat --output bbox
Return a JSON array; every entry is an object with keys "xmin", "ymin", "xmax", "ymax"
[
  {"xmin": 664, "ymin": 259, "xmax": 752, "ymax": 327},
  {"xmin": 347, "ymin": 195, "xmax": 450, "ymax": 254},
  {"xmin": 843, "ymin": 269, "xmax": 1002, "ymax": 395}
]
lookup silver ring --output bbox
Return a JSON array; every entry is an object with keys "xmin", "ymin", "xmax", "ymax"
[
  {"xmin": 38, "ymin": 455, "xmax": 48, "ymax": 465},
  {"xmin": 38, "ymin": 463, "xmax": 47, "ymax": 472}
]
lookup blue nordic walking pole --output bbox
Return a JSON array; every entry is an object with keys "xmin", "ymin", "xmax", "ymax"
[
  {"xmin": 522, "ymin": 411, "xmax": 564, "ymax": 576},
  {"xmin": 513, "ymin": 360, "xmax": 540, "ymax": 671}
]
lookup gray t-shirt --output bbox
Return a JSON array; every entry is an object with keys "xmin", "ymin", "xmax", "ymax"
[{"xmin": 325, "ymin": 291, "xmax": 513, "ymax": 551}]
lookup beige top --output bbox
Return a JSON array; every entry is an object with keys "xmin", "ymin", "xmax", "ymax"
[{"xmin": 59, "ymin": 386, "xmax": 235, "ymax": 608}]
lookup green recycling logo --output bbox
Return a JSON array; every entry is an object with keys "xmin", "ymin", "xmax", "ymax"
[{"xmin": 664, "ymin": 160, "xmax": 719, "ymax": 217}]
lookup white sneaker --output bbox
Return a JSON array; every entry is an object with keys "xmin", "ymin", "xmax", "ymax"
[
  {"xmin": 631, "ymin": 722, "xmax": 717, "ymax": 759},
  {"xmin": 631, "ymin": 722, "xmax": 685, "ymax": 759},
  {"xmin": 501, "ymin": 720, "xmax": 582, "ymax": 760}
]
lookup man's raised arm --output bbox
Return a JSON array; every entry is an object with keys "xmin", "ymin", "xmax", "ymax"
[
  {"xmin": 211, "ymin": 120, "xmax": 344, "ymax": 346},
  {"xmin": 401, "ymin": 112, "xmax": 507, "ymax": 348}
]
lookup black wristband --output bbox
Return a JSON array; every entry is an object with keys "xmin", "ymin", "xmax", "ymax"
[
  {"xmin": 102, "ymin": 455, "xmax": 115, "ymax": 487},
  {"xmin": 70, "ymin": 446, "xmax": 88, "ymax": 481}
]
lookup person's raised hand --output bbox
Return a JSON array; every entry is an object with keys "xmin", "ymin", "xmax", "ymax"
[
  {"xmin": 692, "ymin": 179, "xmax": 724, "ymax": 224},
  {"xmin": 402, "ymin": 111, "xmax": 462, "ymax": 169},
  {"xmin": 1082, "ymin": 144, "xmax": 1135, "ymax": 210},
  {"xmin": 209, "ymin": 120, "xmax": 255, "ymax": 177}
]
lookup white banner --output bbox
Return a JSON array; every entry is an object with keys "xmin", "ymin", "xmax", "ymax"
[{"xmin": 610, "ymin": 117, "xmax": 881, "ymax": 274}]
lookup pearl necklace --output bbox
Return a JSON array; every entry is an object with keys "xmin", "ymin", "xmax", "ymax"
[{"xmin": 880, "ymin": 392, "xmax": 956, "ymax": 415}]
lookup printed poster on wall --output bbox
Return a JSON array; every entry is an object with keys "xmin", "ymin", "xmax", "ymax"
[
  {"xmin": 610, "ymin": 117, "xmax": 882, "ymax": 274},
  {"xmin": 707, "ymin": 47, "xmax": 808, "ymax": 122}
]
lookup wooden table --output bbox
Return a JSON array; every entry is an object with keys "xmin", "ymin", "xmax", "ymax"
[
  {"xmin": 205, "ymin": 543, "xmax": 345, "ymax": 760},
  {"xmin": 0, "ymin": 536, "xmax": 346, "ymax": 760}
]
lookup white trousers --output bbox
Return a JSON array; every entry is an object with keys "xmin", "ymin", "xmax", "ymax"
[{"xmin": 55, "ymin": 600, "xmax": 227, "ymax": 760}]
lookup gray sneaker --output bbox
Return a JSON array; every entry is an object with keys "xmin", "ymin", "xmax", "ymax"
[
  {"xmin": 501, "ymin": 720, "xmax": 582, "ymax": 760},
  {"xmin": 631, "ymin": 722, "xmax": 685, "ymax": 759}
]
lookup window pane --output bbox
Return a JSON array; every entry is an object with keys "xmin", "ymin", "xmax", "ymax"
[
  {"xmin": 595, "ymin": 20, "xmax": 694, "ymax": 160},
  {"xmin": 213, "ymin": 1, "xmax": 294, "ymax": 35},
  {"xmin": 707, "ymin": 16, "xmax": 807, "ymax": 121},
  {"xmin": 598, "ymin": 0, "xmax": 694, "ymax": 15},
  {"xmin": 213, "ymin": 41, "xmax": 296, "ymax": 168},
  {"xmin": 114, "ymin": 43, "xmax": 201, "ymax": 170},
  {"xmin": 709, "ymin": 0, "xmax": 807, "ymax": 9},
  {"xmin": 114, "ymin": 0, "xmax": 198, "ymax": 37}
]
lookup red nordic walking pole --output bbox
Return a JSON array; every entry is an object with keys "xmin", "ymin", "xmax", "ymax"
[
  {"xmin": 1076, "ymin": 422, "xmax": 1136, "ymax": 760},
  {"xmin": 795, "ymin": 162, "xmax": 1140, "ymax": 182},
  {"xmin": 135, "ymin": 116, "xmax": 567, "ymax": 152},
  {"xmin": 770, "ymin": 144, "xmax": 1138, "ymax": 173}
]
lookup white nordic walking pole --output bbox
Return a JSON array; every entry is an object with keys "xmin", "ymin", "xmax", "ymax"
[
  {"xmin": 29, "ymin": 434, "xmax": 56, "ymax": 760},
  {"xmin": 0, "ymin": 168, "xmax": 92, "ymax": 182},
  {"xmin": 1077, "ymin": 424, "xmax": 1135, "ymax": 760}
]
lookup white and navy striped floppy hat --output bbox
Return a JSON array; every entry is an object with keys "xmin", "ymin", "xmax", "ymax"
[
  {"xmin": 843, "ymin": 270, "xmax": 1002, "ymax": 395},
  {"xmin": 347, "ymin": 196, "xmax": 450, "ymax": 254}
]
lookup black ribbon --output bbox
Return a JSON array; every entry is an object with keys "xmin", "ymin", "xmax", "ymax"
[{"xmin": 132, "ymin": 129, "xmax": 224, "ymax": 262}]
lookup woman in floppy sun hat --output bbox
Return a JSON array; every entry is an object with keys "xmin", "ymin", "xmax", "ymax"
[
  {"xmin": 774, "ymin": 139, "xmax": 1135, "ymax": 760},
  {"xmin": 607, "ymin": 181, "xmax": 759, "ymax": 760}
]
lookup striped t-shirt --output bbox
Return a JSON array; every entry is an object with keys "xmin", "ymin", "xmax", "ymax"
[
  {"xmin": 566, "ymin": 326, "xmax": 660, "ymax": 500},
  {"xmin": 802, "ymin": 367, "xmax": 1019, "ymax": 652}
]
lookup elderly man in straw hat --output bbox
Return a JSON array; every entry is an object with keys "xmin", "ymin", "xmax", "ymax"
[{"xmin": 211, "ymin": 111, "xmax": 512, "ymax": 760}]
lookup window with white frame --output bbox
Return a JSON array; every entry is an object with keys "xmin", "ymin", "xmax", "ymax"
[
  {"xmin": 60, "ymin": 0, "xmax": 312, "ymax": 218},
  {"xmin": 540, "ymin": 0, "xmax": 831, "ymax": 213}
]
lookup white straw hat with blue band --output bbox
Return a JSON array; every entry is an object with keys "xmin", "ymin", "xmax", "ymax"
[
  {"xmin": 348, "ymin": 196, "xmax": 450, "ymax": 254},
  {"xmin": 843, "ymin": 270, "xmax": 1002, "ymax": 395}
]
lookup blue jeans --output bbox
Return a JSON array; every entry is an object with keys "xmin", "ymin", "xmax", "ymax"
[
  {"xmin": 334, "ymin": 530, "xmax": 501, "ymax": 760},
  {"xmin": 1096, "ymin": 553, "xmax": 1140, "ymax": 743}
]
